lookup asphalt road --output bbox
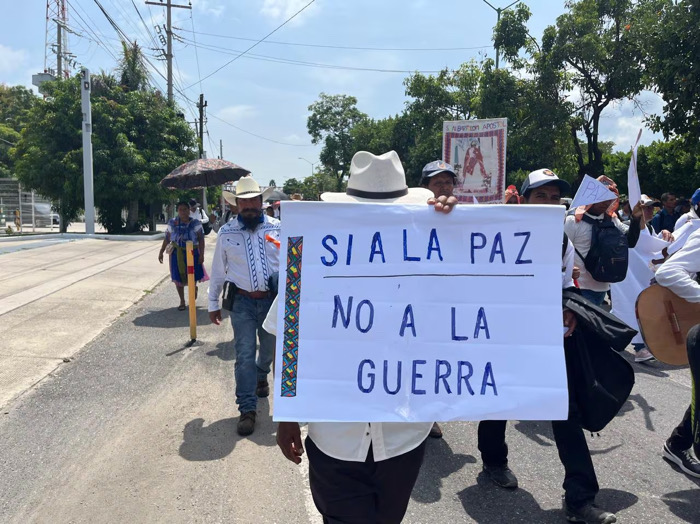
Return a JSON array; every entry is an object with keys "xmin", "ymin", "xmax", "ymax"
[{"xmin": 0, "ymin": 276, "xmax": 698, "ymax": 523}]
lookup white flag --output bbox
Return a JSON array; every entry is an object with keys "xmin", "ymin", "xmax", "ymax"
[
  {"xmin": 569, "ymin": 175, "xmax": 619, "ymax": 210},
  {"xmin": 627, "ymin": 129, "xmax": 643, "ymax": 208}
]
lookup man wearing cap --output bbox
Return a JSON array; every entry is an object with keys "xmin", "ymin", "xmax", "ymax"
[
  {"xmin": 420, "ymin": 159, "xmax": 519, "ymax": 489},
  {"xmin": 521, "ymin": 168, "xmax": 616, "ymax": 524},
  {"xmin": 564, "ymin": 175, "xmax": 644, "ymax": 307},
  {"xmin": 208, "ymin": 176, "xmax": 280, "ymax": 436},
  {"xmin": 674, "ymin": 189, "xmax": 700, "ymax": 232},
  {"xmin": 272, "ymin": 151, "xmax": 457, "ymax": 524},
  {"xmin": 639, "ymin": 195, "xmax": 673, "ymax": 241}
]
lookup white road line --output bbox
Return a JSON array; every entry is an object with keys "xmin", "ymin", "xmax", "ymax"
[{"xmin": 0, "ymin": 244, "xmax": 155, "ymax": 316}]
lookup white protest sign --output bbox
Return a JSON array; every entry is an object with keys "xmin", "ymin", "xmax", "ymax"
[
  {"xmin": 273, "ymin": 202, "xmax": 568, "ymax": 422},
  {"xmin": 627, "ymin": 129, "xmax": 643, "ymax": 208},
  {"xmin": 569, "ymin": 175, "xmax": 618, "ymax": 210}
]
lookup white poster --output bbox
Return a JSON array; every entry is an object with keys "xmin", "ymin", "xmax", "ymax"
[
  {"xmin": 443, "ymin": 119, "xmax": 507, "ymax": 204},
  {"xmin": 273, "ymin": 202, "xmax": 568, "ymax": 422},
  {"xmin": 569, "ymin": 175, "xmax": 619, "ymax": 210}
]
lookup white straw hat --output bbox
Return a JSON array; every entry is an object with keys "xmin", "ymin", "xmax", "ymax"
[{"xmin": 321, "ymin": 151, "xmax": 432, "ymax": 204}]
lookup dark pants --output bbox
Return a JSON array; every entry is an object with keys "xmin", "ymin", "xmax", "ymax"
[
  {"xmin": 478, "ymin": 420, "xmax": 508, "ymax": 467},
  {"xmin": 552, "ymin": 401, "xmax": 599, "ymax": 509},
  {"xmin": 306, "ymin": 436, "xmax": 426, "ymax": 524},
  {"xmin": 667, "ymin": 324, "xmax": 700, "ymax": 455}
]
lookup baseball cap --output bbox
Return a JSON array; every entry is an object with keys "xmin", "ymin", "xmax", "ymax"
[
  {"xmin": 520, "ymin": 168, "xmax": 571, "ymax": 196},
  {"xmin": 188, "ymin": 198, "xmax": 198, "ymax": 207},
  {"xmin": 640, "ymin": 194, "xmax": 661, "ymax": 207},
  {"xmin": 691, "ymin": 188, "xmax": 700, "ymax": 205},
  {"xmin": 421, "ymin": 160, "xmax": 457, "ymax": 184}
]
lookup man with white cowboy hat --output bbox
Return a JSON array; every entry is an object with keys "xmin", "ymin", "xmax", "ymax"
[
  {"xmin": 208, "ymin": 175, "xmax": 280, "ymax": 436},
  {"xmin": 270, "ymin": 151, "xmax": 456, "ymax": 523}
]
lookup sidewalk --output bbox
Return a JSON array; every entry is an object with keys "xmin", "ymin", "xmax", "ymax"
[{"xmin": 0, "ymin": 234, "xmax": 214, "ymax": 409}]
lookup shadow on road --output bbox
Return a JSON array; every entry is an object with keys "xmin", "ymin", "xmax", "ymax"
[
  {"xmin": 616, "ymin": 393, "xmax": 657, "ymax": 431},
  {"xmin": 206, "ymin": 341, "xmax": 236, "ymax": 361},
  {"xmin": 513, "ymin": 421, "xmax": 555, "ymax": 448},
  {"xmin": 132, "ymin": 306, "xmax": 212, "ymax": 328},
  {"xmin": 412, "ymin": 438, "xmax": 476, "ymax": 504},
  {"xmin": 179, "ymin": 399, "xmax": 276, "ymax": 461},
  {"xmin": 661, "ymin": 488, "xmax": 700, "ymax": 522},
  {"xmin": 458, "ymin": 483, "xmax": 637, "ymax": 524},
  {"xmin": 458, "ymin": 475, "xmax": 561, "ymax": 523}
]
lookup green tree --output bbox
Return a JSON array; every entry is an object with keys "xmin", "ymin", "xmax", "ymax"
[
  {"xmin": 13, "ymin": 71, "xmax": 196, "ymax": 234},
  {"xmin": 307, "ymin": 93, "xmax": 367, "ymax": 191},
  {"xmin": 640, "ymin": 0, "xmax": 700, "ymax": 140},
  {"xmin": 12, "ymin": 77, "xmax": 84, "ymax": 230},
  {"xmin": 495, "ymin": 0, "xmax": 646, "ymax": 181},
  {"xmin": 0, "ymin": 84, "xmax": 36, "ymax": 178}
]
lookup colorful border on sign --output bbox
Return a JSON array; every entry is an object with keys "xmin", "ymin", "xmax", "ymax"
[{"xmin": 281, "ymin": 236, "xmax": 303, "ymax": 397}]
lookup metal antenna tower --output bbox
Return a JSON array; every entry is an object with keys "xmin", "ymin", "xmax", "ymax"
[{"xmin": 44, "ymin": 0, "xmax": 71, "ymax": 79}]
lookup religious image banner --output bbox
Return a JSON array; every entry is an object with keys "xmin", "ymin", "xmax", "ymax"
[
  {"xmin": 443, "ymin": 118, "xmax": 507, "ymax": 204},
  {"xmin": 273, "ymin": 201, "xmax": 568, "ymax": 423}
]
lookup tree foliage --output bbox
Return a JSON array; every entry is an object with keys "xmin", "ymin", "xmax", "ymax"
[
  {"xmin": 307, "ymin": 93, "xmax": 367, "ymax": 191},
  {"xmin": 12, "ymin": 68, "xmax": 196, "ymax": 233},
  {"xmin": 0, "ymin": 84, "xmax": 36, "ymax": 178},
  {"xmin": 640, "ymin": 0, "xmax": 700, "ymax": 140}
]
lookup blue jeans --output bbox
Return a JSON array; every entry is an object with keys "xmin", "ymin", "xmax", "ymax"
[
  {"xmin": 230, "ymin": 295, "xmax": 275, "ymax": 413},
  {"xmin": 579, "ymin": 289, "xmax": 607, "ymax": 307}
]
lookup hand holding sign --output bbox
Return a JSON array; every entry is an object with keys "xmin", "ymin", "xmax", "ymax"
[{"xmin": 569, "ymin": 175, "xmax": 619, "ymax": 210}]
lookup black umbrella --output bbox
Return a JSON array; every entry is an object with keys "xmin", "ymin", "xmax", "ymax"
[
  {"xmin": 265, "ymin": 189, "xmax": 289, "ymax": 201},
  {"xmin": 160, "ymin": 158, "xmax": 250, "ymax": 189}
]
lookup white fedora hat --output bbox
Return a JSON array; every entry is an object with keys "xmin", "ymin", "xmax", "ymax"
[
  {"xmin": 223, "ymin": 176, "xmax": 273, "ymax": 204},
  {"xmin": 321, "ymin": 151, "xmax": 433, "ymax": 204}
]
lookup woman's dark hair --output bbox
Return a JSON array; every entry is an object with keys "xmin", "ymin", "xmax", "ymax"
[{"xmin": 176, "ymin": 201, "xmax": 190, "ymax": 209}]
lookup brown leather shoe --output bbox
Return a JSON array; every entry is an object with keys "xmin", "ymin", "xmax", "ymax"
[
  {"xmin": 237, "ymin": 411, "xmax": 256, "ymax": 436},
  {"xmin": 256, "ymin": 380, "xmax": 270, "ymax": 398},
  {"xmin": 429, "ymin": 422, "xmax": 443, "ymax": 439}
]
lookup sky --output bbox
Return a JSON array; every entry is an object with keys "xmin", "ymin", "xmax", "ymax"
[{"xmin": 0, "ymin": 0, "xmax": 664, "ymax": 186}]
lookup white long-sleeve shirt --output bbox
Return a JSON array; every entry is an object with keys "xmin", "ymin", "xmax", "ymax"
[
  {"xmin": 208, "ymin": 215, "xmax": 280, "ymax": 311},
  {"xmin": 655, "ymin": 229, "xmax": 700, "ymax": 303},
  {"xmin": 673, "ymin": 207, "xmax": 699, "ymax": 233}
]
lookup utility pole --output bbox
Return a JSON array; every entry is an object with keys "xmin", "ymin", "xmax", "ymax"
[
  {"xmin": 482, "ymin": 0, "xmax": 518, "ymax": 70},
  {"xmin": 145, "ymin": 0, "xmax": 191, "ymax": 103},
  {"xmin": 219, "ymin": 139, "xmax": 223, "ymax": 160},
  {"xmin": 81, "ymin": 68, "xmax": 95, "ymax": 235},
  {"xmin": 197, "ymin": 93, "xmax": 208, "ymax": 209}
]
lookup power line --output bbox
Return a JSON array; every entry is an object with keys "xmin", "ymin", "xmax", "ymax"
[
  {"xmin": 173, "ymin": 27, "xmax": 492, "ymax": 52},
  {"xmin": 207, "ymin": 112, "xmax": 312, "ymax": 147},
  {"xmin": 130, "ymin": 0, "xmax": 164, "ymax": 53},
  {"xmin": 184, "ymin": 0, "xmax": 316, "ymax": 89},
  {"xmin": 175, "ymin": 36, "xmax": 445, "ymax": 74},
  {"xmin": 189, "ymin": 9, "xmax": 203, "ymax": 92},
  {"xmin": 65, "ymin": 0, "xmax": 120, "ymax": 61}
]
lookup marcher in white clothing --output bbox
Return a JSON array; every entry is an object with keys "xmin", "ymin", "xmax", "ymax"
[
  {"xmin": 269, "ymin": 151, "xmax": 457, "ymax": 524},
  {"xmin": 655, "ymin": 228, "xmax": 700, "ymax": 478},
  {"xmin": 673, "ymin": 188, "xmax": 700, "ymax": 232},
  {"xmin": 189, "ymin": 198, "xmax": 209, "ymax": 224},
  {"xmin": 208, "ymin": 177, "xmax": 279, "ymax": 437}
]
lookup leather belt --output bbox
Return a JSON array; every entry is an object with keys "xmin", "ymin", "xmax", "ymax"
[{"xmin": 237, "ymin": 289, "xmax": 270, "ymax": 300}]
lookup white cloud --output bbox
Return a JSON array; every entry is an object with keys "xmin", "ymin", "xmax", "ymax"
[
  {"xmin": 598, "ymin": 92, "xmax": 664, "ymax": 151},
  {"xmin": 260, "ymin": 0, "xmax": 318, "ymax": 24},
  {"xmin": 0, "ymin": 45, "xmax": 28, "ymax": 75},
  {"xmin": 190, "ymin": 0, "xmax": 226, "ymax": 17},
  {"xmin": 218, "ymin": 104, "xmax": 258, "ymax": 121}
]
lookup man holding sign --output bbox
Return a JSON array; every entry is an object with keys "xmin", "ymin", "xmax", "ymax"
[
  {"xmin": 270, "ymin": 150, "xmax": 570, "ymax": 522},
  {"xmin": 271, "ymin": 151, "xmax": 457, "ymax": 523}
]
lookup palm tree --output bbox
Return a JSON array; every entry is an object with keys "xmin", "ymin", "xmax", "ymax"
[{"xmin": 118, "ymin": 42, "xmax": 148, "ymax": 92}]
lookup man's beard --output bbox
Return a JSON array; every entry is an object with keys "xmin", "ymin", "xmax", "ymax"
[{"xmin": 240, "ymin": 209, "xmax": 262, "ymax": 229}]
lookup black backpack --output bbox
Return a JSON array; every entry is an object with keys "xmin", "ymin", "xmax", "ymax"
[{"xmin": 574, "ymin": 214, "xmax": 629, "ymax": 283}]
